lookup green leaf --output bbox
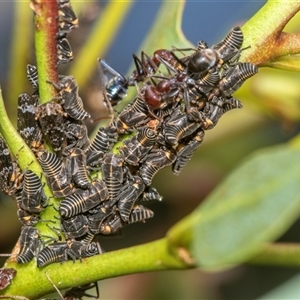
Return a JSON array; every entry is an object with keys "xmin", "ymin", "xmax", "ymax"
[
  {"xmin": 237, "ymin": 67, "xmax": 300, "ymax": 122},
  {"xmin": 6, "ymin": 2, "xmax": 33, "ymax": 119},
  {"xmin": 191, "ymin": 138, "xmax": 300, "ymax": 269},
  {"xmin": 131, "ymin": 0, "xmax": 193, "ymax": 59},
  {"xmin": 257, "ymin": 273, "xmax": 300, "ymax": 299},
  {"xmin": 240, "ymin": 1, "xmax": 300, "ymax": 64},
  {"xmin": 264, "ymin": 55, "xmax": 300, "ymax": 71},
  {"xmin": 69, "ymin": 1, "xmax": 133, "ymax": 89}
]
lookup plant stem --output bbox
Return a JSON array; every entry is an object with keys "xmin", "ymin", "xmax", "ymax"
[
  {"xmin": 248, "ymin": 243, "xmax": 300, "ymax": 267},
  {"xmin": 32, "ymin": 0, "xmax": 59, "ymax": 104},
  {"xmin": 241, "ymin": 0, "xmax": 300, "ymax": 65},
  {"xmin": 0, "ymin": 88, "xmax": 38, "ymax": 171},
  {"xmin": 23, "ymin": 0, "xmax": 63, "ymax": 241},
  {"xmin": 0, "ymin": 85, "xmax": 58, "ymax": 260},
  {"xmin": 1, "ymin": 238, "xmax": 194, "ymax": 298},
  {"xmin": 166, "ymin": 213, "xmax": 196, "ymax": 261}
]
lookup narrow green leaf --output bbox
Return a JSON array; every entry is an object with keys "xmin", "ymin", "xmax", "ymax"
[
  {"xmin": 192, "ymin": 139, "xmax": 300, "ymax": 269},
  {"xmin": 69, "ymin": 1, "xmax": 133, "ymax": 89},
  {"xmin": 0, "ymin": 88, "xmax": 38, "ymax": 171},
  {"xmin": 263, "ymin": 55, "xmax": 300, "ymax": 71},
  {"xmin": 257, "ymin": 272, "xmax": 300, "ymax": 299},
  {"xmin": 132, "ymin": 0, "xmax": 193, "ymax": 57},
  {"xmin": 6, "ymin": 2, "xmax": 33, "ymax": 120}
]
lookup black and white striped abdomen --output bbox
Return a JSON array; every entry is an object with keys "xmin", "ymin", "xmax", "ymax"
[
  {"xmin": 26, "ymin": 64, "xmax": 39, "ymax": 90},
  {"xmin": 128, "ymin": 205, "xmax": 154, "ymax": 224},
  {"xmin": 60, "ymin": 192, "xmax": 85, "ymax": 218},
  {"xmin": 38, "ymin": 151, "xmax": 63, "ymax": 177},
  {"xmin": 64, "ymin": 96, "xmax": 90, "ymax": 120},
  {"xmin": 37, "ymin": 242, "xmax": 66, "ymax": 267},
  {"xmin": 17, "ymin": 226, "xmax": 40, "ymax": 264}
]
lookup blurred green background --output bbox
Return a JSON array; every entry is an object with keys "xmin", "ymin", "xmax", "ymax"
[{"xmin": 1, "ymin": 1, "xmax": 300, "ymax": 299}]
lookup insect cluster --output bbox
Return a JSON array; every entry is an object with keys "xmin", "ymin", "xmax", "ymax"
[{"xmin": 0, "ymin": 0, "xmax": 258, "ymax": 293}]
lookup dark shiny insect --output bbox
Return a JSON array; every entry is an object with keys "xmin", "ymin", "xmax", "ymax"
[
  {"xmin": 144, "ymin": 66, "xmax": 218, "ymax": 118},
  {"xmin": 130, "ymin": 49, "xmax": 184, "ymax": 83},
  {"xmin": 131, "ymin": 51, "xmax": 161, "ymax": 83},
  {"xmin": 17, "ymin": 226, "xmax": 40, "ymax": 264},
  {"xmin": 57, "ymin": 37, "xmax": 74, "ymax": 65},
  {"xmin": 142, "ymin": 77, "xmax": 183, "ymax": 118},
  {"xmin": 0, "ymin": 268, "xmax": 17, "ymax": 290},
  {"xmin": 172, "ymin": 129, "xmax": 205, "ymax": 175},
  {"xmin": 119, "ymin": 127, "xmax": 158, "ymax": 166},
  {"xmin": 46, "ymin": 272, "xmax": 99, "ymax": 300},
  {"xmin": 26, "ymin": 64, "xmax": 38, "ymax": 93},
  {"xmin": 36, "ymin": 101, "xmax": 67, "ymax": 152},
  {"xmin": 129, "ymin": 52, "xmax": 185, "ymax": 115},
  {"xmin": 37, "ymin": 151, "xmax": 74, "ymax": 198},
  {"xmin": 208, "ymin": 62, "xmax": 258, "ymax": 100},
  {"xmin": 0, "ymin": 137, "xmax": 23, "ymax": 196},
  {"xmin": 37, "ymin": 241, "xmax": 101, "ymax": 267},
  {"xmin": 57, "ymin": 0, "xmax": 78, "ymax": 36},
  {"xmin": 139, "ymin": 147, "xmax": 176, "ymax": 186},
  {"xmin": 143, "ymin": 80, "xmax": 176, "ymax": 114},
  {"xmin": 147, "ymin": 72, "xmax": 209, "ymax": 113},
  {"xmin": 184, "ymin": 26, "xmax": 244, "ymax": 75},
  {"xmin": 49, "ymin": 75, "xmax": 90, "ymax": 120},
  {"xmin": 18, "ymin": 170, "xmax": 47, "ymax": 213},
  {"xmin": 64, "ymin": 282, "xmax": 100, "ymax": 300},
  {"xmin": 154, "ymin": 65, "xmax": 219, "ymax": 116},
  {"xmin": 154, "ymin": 48, "xmax": 186, "ymax": 71},
  {"xmin": 129, "ymin": 51, "xmax": 160, "ymax": 85},
  {"xmin": 60, "ymin": 179, "xmax": 109, "ymax": 218},
  {"xmin": 17, "ymin": 93, "xmax": 43, "ymax": 151},
  {"xmin": 69, "ymin": 148, "xmax": 90, "ymax": 189},
  {"xmin": 98, "ymin": 59, "xmax": 128, "ymax": 107},
  {"xmin": 116, "ymin": 175, "xmax": 145, "ymax": 221},
  {"xmin": 101, "ymin": 153, "xmax": 125, "ymax": 203},
  {"xmin": 144, "ymin": 60, "xmax": 221, "ymax": 119},
  {"xmin": 86, "ymin": 124, "xmax": 118, "ymax": 167},
  {"xmin": 162, "ymin": 107, "xmax": 206, "ymax": 146}
]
